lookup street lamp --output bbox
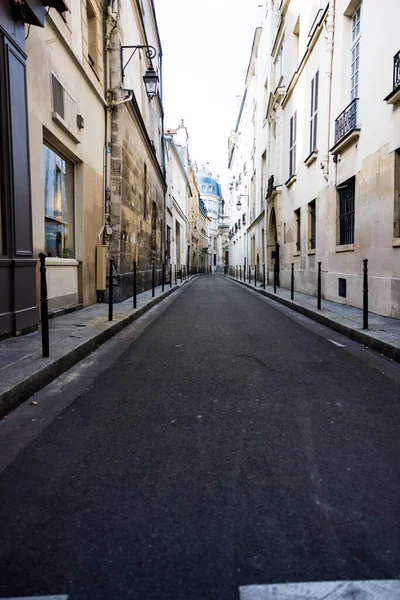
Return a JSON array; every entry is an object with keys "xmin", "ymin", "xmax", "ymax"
[
  {"xmin": 236, "ymin": 194, "xmax": 249, "ymax": 210},
  {"xmin": 142, "ymin": 63, "xmax": 159, "ymax": 99},
  {"xmin": 121, "ymin": 45, "xmax": 159, "ymax": 99}
]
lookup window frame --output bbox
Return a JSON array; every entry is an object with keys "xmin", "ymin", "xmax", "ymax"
[
  {"xmin": 350, "ymin": 4, "xmax": 361, "ymax": 101},
  {"xmin": 338, "ymin": 177, "xmax": 355, "ymax": 245},
  {"xmin": 43, "ymin": 141, "xmax": 75, "ymax": 259},
  {"xmin": 294, "ymin": 207, "xmax": 301, "ymax": 252},
  {"xmin": 289, "ymin": 111, "xmax": 297, "ymax": 178},
  {"xmin": 310, "ymin": 71, "xmax": 319, "ymax": 153},
  {"xmin": 309, "ymin": 199, "xmax": 316, "ymax": 250}
]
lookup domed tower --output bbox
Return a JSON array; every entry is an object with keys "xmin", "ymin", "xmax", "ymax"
[{"xmin": 195, "ymin": 168, "xmax": 225, "ymax": 270}]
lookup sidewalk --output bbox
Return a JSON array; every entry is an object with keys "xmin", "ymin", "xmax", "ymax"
[
  {"xmin": 0, "ymin": 276, "xmax": 196, "ymax": 418},
  {"xmin": 228, "ymin": 275, "xmax": 400, "ymax": 364}
]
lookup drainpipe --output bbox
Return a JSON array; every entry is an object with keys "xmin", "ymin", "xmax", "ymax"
[
  {"xmin": 321, "ymin": 0, "xmax": 335, "ymax": 181},
  {"xmin": 159, "ymin": 50, "xmax": 167, "ymax": 264},
  {"xmin": 103, "ymin": 0, "xmax": 118, "ymax": 245}
]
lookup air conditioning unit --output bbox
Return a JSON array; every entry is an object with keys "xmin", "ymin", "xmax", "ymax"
[{"xmin": 51, "ymin": 72, "xmax": 79, "ymax": 142}]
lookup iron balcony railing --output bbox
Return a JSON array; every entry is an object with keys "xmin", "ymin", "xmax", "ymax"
[
  {"xmin": 394, "ymin": 50, "xmax": 400, "ymax": 91},
  {"xmin": 334, "ymin": 98, "xmax": 358, "ymax": 145}
]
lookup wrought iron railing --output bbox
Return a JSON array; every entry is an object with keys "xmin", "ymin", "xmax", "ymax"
[
  {"xmin": 334, "ymin": 98, "xmax": 358, "ymax": 144},
  {"xmin": 394, "ymin": 51, "xmax": 400, "ymax": 91}
]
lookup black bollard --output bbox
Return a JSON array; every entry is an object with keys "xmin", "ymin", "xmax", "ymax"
[
  {"xmin": 248, "ymin": 265, "xmax": 251, "ymax": 283},
  {"xmin": 210, "ymin": 264, "xmax": 212, "ymax": 274},
  {"xmin": 363, "ymin": 259, "xmax": 368, "ymax": 329},
  {"xmin": 274, "ymin": 264, "xmax": 277, "ymax": 294},
  {"xmin": 263, "ymin": 264, "xmax": 265, "ymax": 289},
  {"xmin": 291, "ymin": 263, "xmax": 294, "ymax": 300},
  {"xmin": 175, "ymin": 264, "xmax": 177, "ymax": 284},
  {"xmin": 254, "ymin": 265, "xmax": 257, "ymax": 287},
  {"xmin": 317, "ymin": 262, "xmax": 322, "ymax": 310},
  {"xmin": 39, "ymin": 253, "xmax": 49, "ymax": 358},
  {"xmin": 170, "ymin": 264, "xmax": 172, "ymax": 288},
  {"xmin": 162, "ymin": 263, "xmax": 165, "ymax": 292},
  {"xmin": 108, "ymin": 258, "xmax": 114, "ymax": 321},
  {"xmin": 181, "ymin": 265, "xmax": 183, "ymax": 283},
  {"xmin": 152, "ymin": 262, "xmax": 155, "ymax": 297},
  {"xmin": 133, "ymin": 260, "xmax": 137, "ymax": 308}
]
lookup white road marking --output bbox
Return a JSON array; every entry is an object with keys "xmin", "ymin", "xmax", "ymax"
[
  {"xmin": 239, "ymin": 580, "xmax": 400, "ymax": 599},
  {"xmin": 0, "ymin": 596, "xmax": 68, "ymax": 600},
  {"xmin": 328, "ymin": 339, "xmax": 346, "ymax": 347}
]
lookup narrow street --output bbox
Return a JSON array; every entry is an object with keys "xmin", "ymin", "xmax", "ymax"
[{"xmin": 0, "ymin": 275, "xmax": 399, "ymax": 600}]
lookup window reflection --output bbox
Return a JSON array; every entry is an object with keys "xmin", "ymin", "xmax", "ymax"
[{"xmin": 43, "ymin": 144, "xmax": 74, "ymax": 258}]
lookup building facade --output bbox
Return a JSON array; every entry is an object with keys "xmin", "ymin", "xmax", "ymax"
[
  {"xmin": 164, "ymin": 126, "xmax": 189, "ymax": 276},
  {"xmin": 196, "ymin": 167, "xmax": 224, "ymax": 270},
  {"xmin": 228, "ymin": 0, "xmax": 400, "ymax": 318},
  {"xmin": 27, "ymin": 0, "xmax": 105, "ymax": 313},
  {"xmin": 0, "ymin": 0, "xmax": 47, "ymax": 337},
  {"xmin": 106, "ymin": 0, "xmax": 165, "ymax": 299}
]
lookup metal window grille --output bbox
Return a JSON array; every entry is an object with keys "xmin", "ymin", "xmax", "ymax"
[
  {"xmin": 295, "ymin": 208, "xmax": 300, "ymax": 251},
  {"xmin": 289, "ymin": 112, "xmax": 297, "ymax": 178},
  {"xmin": 309, "ymin": 200, "xmax": 316, "ymax": 249},
  {"xmin": 310, "ymin": 71, "xmax": 319, "ymax": 153},
  {"xmin": 338, "ymin": 177, "xmax": 355, "ymax": 245},
  {"xmin": 393, "ymin": 51, "xmax": 400, "ymax": 90},
  {"xmin": 338, "ymin": 278, "xmax": 347, "ymax": 298}
]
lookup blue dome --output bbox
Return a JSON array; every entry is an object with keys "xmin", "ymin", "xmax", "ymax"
[{"xmin": 196, "ymin": 170, "xmax": 223, "ymax": 200}]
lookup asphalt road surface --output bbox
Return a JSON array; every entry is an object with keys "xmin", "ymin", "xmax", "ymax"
[{"xmin": 0, "ymin": 275, "xmax": 399, "ymax": 600}]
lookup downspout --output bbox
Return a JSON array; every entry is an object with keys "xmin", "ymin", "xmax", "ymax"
[
  {"xmin": 322, "ymin": 0, "xmax": 335, "ymax": 181},
  {"xmin": 159, "ymin": 50, "xmax": 167, "ymax": 265},
  {"xmin": 103, "ymin": 0, "xmax": 118, "ymax": 244}
]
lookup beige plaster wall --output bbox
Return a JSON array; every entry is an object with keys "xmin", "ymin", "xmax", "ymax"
[{"xmin": 27, "ymin": 16, "xmax": 105, "ymax": 312}]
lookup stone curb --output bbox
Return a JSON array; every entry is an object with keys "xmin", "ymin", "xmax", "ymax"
[
  {"xmin": 1, "ymin": 279, "xmax": 194, "ymax": 418},
  {"xmin": 228, "ymin": 276, "xmax": 400, "ymax": 364}
]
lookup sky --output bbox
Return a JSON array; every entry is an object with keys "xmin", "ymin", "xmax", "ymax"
[{"xmin": 154, "ymin": 0, "xmax": 261, "ymax": 189}]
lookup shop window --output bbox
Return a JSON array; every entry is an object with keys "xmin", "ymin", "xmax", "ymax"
[{"xmin": 43, "ymin": 143, "xmax": 74, "ymax": 258}]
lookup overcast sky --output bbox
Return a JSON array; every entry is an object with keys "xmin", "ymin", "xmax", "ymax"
[{"xmin": 154, "ymin": 0, "xmax": 261, "ymax": 188}]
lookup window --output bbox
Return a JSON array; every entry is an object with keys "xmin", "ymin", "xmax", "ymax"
[
  {"xmin": 394, "ymin": 150, "xmax": 400, "ymax": 238},
  {"xmin": 308, "ymin": 199, "xmax": 316, "ymax": 249},
  {"xmin": 276, "ymin": 42, "xmax": 284, "ymax": 82},
  {"xmin": 261, "ymin": 151, "xmax": 267, "ymax": 210},
  {"xmin": 289, "ymin": 112, "xmax": 297, "ymax": 178},
  {"xmin": 293, "ymin": 17, "xmax": 300, "ymax": 70},
  {"xmin": 310, "ymin": 71, "xmax": 319, "ymax": 153},
  {"xmin": 166, "ymin": 225, "xmax": 171, "ymax": 260},
  {"xmin": 294, "ymin": 208, "xmax": 300, "ymax": 251},
  {"xmin": 151, "ymin": 201, "xmax": 157, "ymax": 253},
  {"xmin": 338, "ymin": 278, "xmax": 347, "ymax": 298},
  {"xmin": 86, "ymin": 0, "xmax": 98, "ymax": 73},
  {"xmin": 143, "ymin": 163, "xmax": 147, "ymax": 218},
  {"xmin": 338, "ymin": 177, "xmax": 355, "ymax": 245},
  {"xmin": 43, "ymin": 143, "xmax": 74, "ymax": 258},
  {"xmin": 350, "ymin": 4, "xmax": 361, "ymax": 100}
]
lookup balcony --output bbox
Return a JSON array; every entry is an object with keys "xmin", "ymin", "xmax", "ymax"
[
  {"xmin": 330, "ymin": 98, "xmax": 360, "ymax": 155},
  {"xmin": 384, "ymin": 51, "xmax": 400, "ymax": 105}
]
